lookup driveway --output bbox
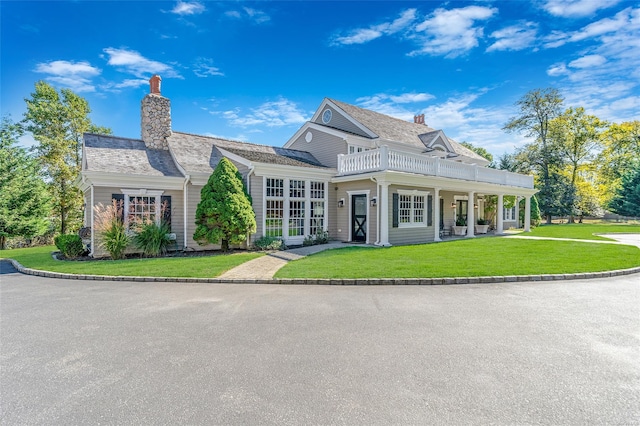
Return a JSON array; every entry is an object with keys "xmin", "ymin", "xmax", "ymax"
[{"xmin": 1, "ymin": 262, "xmax": 639, "ymax": 425}]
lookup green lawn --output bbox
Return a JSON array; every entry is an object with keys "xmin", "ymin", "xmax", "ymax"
[
  {"xmin": 527, "ymin": 223, "xmax": 640, "ymax": 240},
  {"xmin": 275, "ymin": 238, "xmax": 640, "ymax": 279},
  {"xmin": 0, "ymin": 246, "xmax": 263, "ymax": 278}
]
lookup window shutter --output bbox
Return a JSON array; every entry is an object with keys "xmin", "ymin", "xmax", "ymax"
[
  {"xmin": 427, "ymin": 195, "xmax": 433, "ymax": 226},
  {"xmin": 392, "ymin": 193, "xmax": 399, "ymax": 228},
  {"xmin": 112, "ymin": 194, "xmax": 125, "ymax": 222},
  {"xmin": 161, "ymin": 196, "xmax": 172, "ymax": 230}
]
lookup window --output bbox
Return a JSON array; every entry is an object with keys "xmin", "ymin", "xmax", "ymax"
[
  {"xmin": 396, "ymin": 190, "xmax": 428, "ymax": 227},
  {"xmin": 115, "ymin": 190, "xmax": 168, "ymax": 230},
  {"xmin": 264, "ymin": 178, "xmax": 327, "ymax": 240},
  {"xmin": 128, "ymin": 196, "xmax": 158, "ymax": 226},
  {"xmin": 504, "ymin": 206, "xmax": 517, "ymax": 221},
  {"xmin": 348, "ymin": 145, "xmax": 369, "ymax": 154}
]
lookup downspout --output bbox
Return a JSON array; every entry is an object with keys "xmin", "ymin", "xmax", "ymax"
[
  {"xmin": 246, "ymin": 166, "xmax": 255, "ymax": 246},
  {"xmin": 183, "ymin": 175, "xmax": 190, "ymax": 249},
  {"xmin": 90, "ymin": 183, "xmax": 94, "ymax": 257},
  {"xmin": 370, "ymin": 177, "xmax": 380, "ymax": 245}
]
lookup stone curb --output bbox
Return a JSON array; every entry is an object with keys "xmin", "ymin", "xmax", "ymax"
[{"xmin": 6, "ymin": 258, "xmax": 640, "ymax": 286}]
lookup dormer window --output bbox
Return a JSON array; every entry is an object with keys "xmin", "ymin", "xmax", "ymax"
[{"xmin": 348, "ymin": 145, "xmax": 369, "ymax": 154}]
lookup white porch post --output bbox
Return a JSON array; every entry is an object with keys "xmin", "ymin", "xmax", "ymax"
[
  {"xmin": 516, "ymin": 196, "xmax": 521, "ymax": 228},
  {"xmin": 434, "ymin": 188, "xmax": 441, "ymax": 242},
  {"xmin": 378, "ymin": 182, "xmax": 390, "ymax": 246},
  {"xmin": 497, "ymin": 194, "xmax": 504, "ymax": 234},
  {"xmin": 524, "ymin": 196, "xmax": 531, "ymax": 232},
  {"xmin": 466, "ymin": 191, "xmax": 475, "ymax": 238}
]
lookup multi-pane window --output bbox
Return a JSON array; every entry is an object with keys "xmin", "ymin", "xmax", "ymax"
[
  {"xmin": 266, "ymin": 178, "xmax": 284, "ymax": 197},
  {"xmin": 289, "ymin": 201, "xmax": 305, "ymax": 236},
  {"xmin": 413, "ymin": 196, "xmax": 425, "ymax": 224},
  {"xmin": 265, "ymin": 200, "xmax": 283, "ymax": 237},
  {"xmin": 128, "ymin": 196, "xmax": 158, "ymax": 226},
  {"xmin": 264, "ymin": 178, "xmax": 327, "ymax": 240},
  {"xmin": 504, "ymin": 206, "xmax": 517, "ymax": 221},
  {"xmin": 398, "ymin": 191, "xmax": 428, "ymax": 227},
  {"xmin": 399, "ymin": 195, "xmax": 412, "ymax": 224}
]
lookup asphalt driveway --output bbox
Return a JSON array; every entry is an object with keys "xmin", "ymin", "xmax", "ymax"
[{"xmin": 1, "ymin": 261, "xmax": 639, "ymax": 425}]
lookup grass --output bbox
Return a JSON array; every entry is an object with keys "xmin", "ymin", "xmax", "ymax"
[
  {"xmin": 275, "ymin": 238, "xmax": 640, "ymax": 279},
  {"xmin": 0, "ymin": 245, "xmax": 263, "ymax": 278},
  {"xmin": 527, "ymin": 222, "xmax": 640, "ymax": 241}
]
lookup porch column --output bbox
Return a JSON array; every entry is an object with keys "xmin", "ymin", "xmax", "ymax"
[
  {"xmin": 378, "ymin": 182, "xmax": 391, "ymax": 246},
  {"xmin": 466, "ymin": 191, "xmax": 475, "ymax": 238},
  {"xmin": 497, "ymin": 194, "xmax": 504, "ymax": 234},
  {"xmin": 515, "ymin": 196, "xmax": 521, "ymax": 228},
  {"xmin": 524, "ymin": 196, "xmax": 531, "ymax": 232},
  {"xmin": 434, "ymin": 188, "xmax": 441, "ymax": 242}
]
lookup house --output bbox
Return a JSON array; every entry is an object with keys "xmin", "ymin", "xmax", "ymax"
[{"xmin": 79, "ymin": 75, "xmax": 536, "ymax": 256}]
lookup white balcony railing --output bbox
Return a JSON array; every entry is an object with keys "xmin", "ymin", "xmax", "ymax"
[{"xmin": 337, "ymin": 146, "xmax": 534, "ymax": 189}]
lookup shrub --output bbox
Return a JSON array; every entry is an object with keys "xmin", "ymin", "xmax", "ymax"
[
  {"xmin": 254, "ymin": 235, "xmax": 286, "ymax": 251},
  {"xmin": 132, "ymin": 221, "xmax": 172, "ymax": 257},
  {"xmin": 54, "ymin": 234, "xmax": 85, "ymax": 258},
  {"xmin": 303, "ymin": 230, "xmax": 330, "ymax": 246},
  {"xmin": 93, "ymin": 200, "xmax": 130, "ymax": 260}
]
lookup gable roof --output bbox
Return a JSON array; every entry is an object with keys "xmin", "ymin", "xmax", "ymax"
[
  {"xmin": 83, "ymin": 133, "xmax": 184, "ymax": 177},
  {"xmin": 167, "ymin": 132, "xmax": 327, "ymax": 175},
  {"xmin": 327, "ymin": 98, "xmax": 489, "ymax": 164}
]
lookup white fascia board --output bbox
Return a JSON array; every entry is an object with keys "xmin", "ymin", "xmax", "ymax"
[
  {"xmin": 332, "ymin": 170, "xmax": 537, "ymax": 196},
  {"xmin": 284, "ymin": 121, "xmax": 367, "ymax": 148},
  {"xmin": 81, "ymin": 171, "xmax": 185, "ymax": 190},
  {"xmin": 253, "ymin": 163, "xmax": 336, "ymax": 180},
  {"xmin": 189, "ymin": 172, "xmax": 214, "ymax": 186}
]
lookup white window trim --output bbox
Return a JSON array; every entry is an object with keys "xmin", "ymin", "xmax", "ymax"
[
  {"xmin": 397, "ymin": 189, "xmax": 429, "ymax": 228},
  {"xmin": 121, "ymin": 189, "xmax": 164, "ymax": 228}
]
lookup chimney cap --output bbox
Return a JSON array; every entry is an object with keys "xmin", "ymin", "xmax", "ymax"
[{"xmin": 149, "ymin": 75, "xmax": 162, "ymax": 95}]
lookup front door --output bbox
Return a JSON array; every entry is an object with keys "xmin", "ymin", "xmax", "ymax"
[{"xmin": 351, "ymin": 194, "xmax": 367, "ymax": 242}]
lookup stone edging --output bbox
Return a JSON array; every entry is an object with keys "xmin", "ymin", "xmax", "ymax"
[{"xmin": 6, "ymin": 258, "xmax": 640, "ymax": 285}]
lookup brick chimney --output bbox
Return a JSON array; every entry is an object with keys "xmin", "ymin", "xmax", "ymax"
[
  {"xmin": 414, "ymin": 114, "xmax": 425, "ymax": 125},
  {"xmin": 141, "ymin": 75, "xmax": 171, "ymax": 150}
]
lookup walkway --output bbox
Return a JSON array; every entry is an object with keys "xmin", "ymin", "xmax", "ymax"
[
  {"xmin": 218, "ymin": 242, "xmax": 363, "ymax": 280},
  {"xmin": 506, "ymin": 233, "xmax": 640, "ymax": 248}
]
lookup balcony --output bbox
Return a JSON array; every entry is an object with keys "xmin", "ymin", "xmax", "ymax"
[{"xmin": 337, "ymin": 146, "xmax": 534, "ymax": 189}]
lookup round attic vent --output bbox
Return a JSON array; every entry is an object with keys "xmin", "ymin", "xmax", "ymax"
[{"xmin": 322, "ymin": 108, "xmax": 332, "ymax": 124}]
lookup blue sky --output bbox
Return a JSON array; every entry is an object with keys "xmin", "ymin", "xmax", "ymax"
[{"xmin": 2, "ymin": 0, "xmax": 638, "ymax": 157}]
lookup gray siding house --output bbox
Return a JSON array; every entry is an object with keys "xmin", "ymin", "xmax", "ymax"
[{"xmin": 80, "ymin": 76, "xmax": 536, "ymax": 256}]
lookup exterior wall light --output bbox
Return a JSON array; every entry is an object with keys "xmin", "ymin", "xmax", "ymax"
[
  {"xmin": 370, "ymin": 197, "xmax": 377, "ymax": 207},
  {"xmin": 338, "ymin": 198, "xmax": 345, "ymax": 208}
]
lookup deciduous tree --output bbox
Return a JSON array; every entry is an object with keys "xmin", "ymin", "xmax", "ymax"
[
  {"xmin": 22, "ymin": 81, "xmax": 111, "ymax": 235},
  {"xmin": 504, "ymin": 88, "xmax": 565, "ymax": 223},
  {"xmin": 0, "ymin": 117, "xmax": 50, "ymax": 249},
  {"xmin": 193, "ymin": 158, "xmax": 256, "ymax": 251}
]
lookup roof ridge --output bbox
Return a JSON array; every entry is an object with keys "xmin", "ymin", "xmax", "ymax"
[{"xmin": 84, "ymin": 132, "xmax": 143, "ymax": 143}]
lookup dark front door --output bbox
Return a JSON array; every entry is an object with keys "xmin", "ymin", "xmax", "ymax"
[{"xmin": 352, "ymin": 194, "xmax": 367, "ymax": 242}]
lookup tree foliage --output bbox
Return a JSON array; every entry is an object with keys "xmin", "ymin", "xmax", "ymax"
[
  {"xmin": 608, "ymin": 167, "xmax": 640, "ymax": 217},
  {"xmin": 549, "ymin": 107, "xmax": 607, "ymax": 222},
  {"xmin": 193, "ymin": 158, "xmax": 256, "ymax": 251},
  {"xmin": 504, "ymin": 88, "xmax": 566, "ymax": 223},
  {"xmin": 22, "ymin": 81, "xmax": 111, "ymax": 235},
  {"xmin": 460, "ymin": 141, "xmax": 494, "ymax": 164},
  {"xmin": 0, "ymin": 116, "xmax": 50, "ymax": 249},
  {"xmin": 597, "ymin": 121, "xmax": 640, "ymax": 204}
]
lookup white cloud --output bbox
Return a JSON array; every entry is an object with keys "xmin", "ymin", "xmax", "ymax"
[
  {"xmin": 225, "ymin": 7, "xmax": 270, "ymax": 24},
  {"xmin": 171, "ymin": 1, "xmax": 205, "ymax": 16},
  {"xmin": 223, "ymin": 98, "xmax": 308, "ymax": 127},
  {"xmin": 543, "ymin": 7, "xmax": 635, "ymax": 48},
  {"xmin": 410, "ymin": 6, "xmax": 497, "ymax": 58},
  {"xmin": 193, "ymin": 58, "xmax": 224, "ymax": 78},
  {"xmin": 486, "ymin": 22, "xmax": 538, "ymax": 52},
  {"xmin": 34, "ymin": 60, "xmax": 101, "ymax": 92},
  {"xmin": 543, "ymin": 0, "xmax": 620, "ymax": 18},
  {"xmin": 355, "ymin": 92, "xmax": 435, "ymax": 121},
  {"xmin": 103, "ymin": 47, "xmax": 182, "ymax": 79},
  {"xmin": 331, "ymin": 9, "xmax": 417, "ymax": 45},
  {"xmin": 113, "ymin": 79, "xmax": 149, "ymax": 89},
  {"xmin": 568, "ymin": 54, "xmax": 607, "ymax": 68},
  {"xmin": 547, "ymin": 62, "xmax": 569, "ymax": 76}
]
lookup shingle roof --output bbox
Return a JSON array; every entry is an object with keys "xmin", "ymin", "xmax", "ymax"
[
  {"xmin": 328, "ymin": 99, "xmax": 487, "ymax": 163},
  {"xmin": 168, "ymin": 132, "xmax": 327, "ymax": 174},
  {"xmin": 83, "ymin": 133, "xmax": 184, "ymax": 177}
]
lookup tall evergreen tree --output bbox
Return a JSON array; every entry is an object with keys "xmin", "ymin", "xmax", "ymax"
[
  {"xmin": 22, "ymin": 81, "xmax": 111, "ymax": 235},
  {"xmin": 193, "ymin": 158, "xmax": 256, "ymax": 251},
  {"xmin": 0, "ymin": 117, "xmax": 50, "ymax": 249},
  {"xmin": 608, "ymin": 167, "xmax": 640, "ymax": 217}
]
